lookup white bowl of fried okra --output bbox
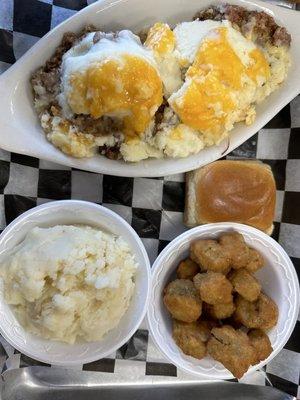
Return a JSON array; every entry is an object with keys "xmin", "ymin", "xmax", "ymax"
[{"xmin": 147, "ymin": 223, "xmax": 300, "ymax": 380}]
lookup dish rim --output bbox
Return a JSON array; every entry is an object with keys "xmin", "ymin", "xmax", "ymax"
[
  {"xmin": 0, "ymin": 0, "xmax": 299, "ymax": 177},
  {"xmin": 0, "ymin": 200, "xmax": 151, "ymax": 365},
  {"xmin": 147, "ymin": 222, "xmax": 300, "ymax": 379}
]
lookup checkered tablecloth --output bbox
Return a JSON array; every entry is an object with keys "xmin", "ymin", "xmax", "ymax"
[{"xmin": 0, "ymin": 0, "xmax": 299, "ymax": 397}]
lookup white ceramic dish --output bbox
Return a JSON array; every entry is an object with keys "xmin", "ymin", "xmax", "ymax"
[
  {"xmin": 0, "ymin": 0, "xmax": 299, "ymax": 177},
  {"xmin": 147, "ymin": 222, "xmax": 300, "ymax": 380},
  {"xmin": 0, "ymin": 200, "xmax": 151, "ymax": 365}
]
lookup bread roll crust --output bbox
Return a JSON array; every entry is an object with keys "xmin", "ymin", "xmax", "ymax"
[{"xmin": 184, "ymin": 160, "xmax": 276, "ymax": 234}]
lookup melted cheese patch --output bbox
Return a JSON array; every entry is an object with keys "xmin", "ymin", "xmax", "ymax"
[
  {"xmin": 67, "ymin": 55, "xmax": 163, "ymax": 138},
  {"xmin": 145, "ymin": 22, "xmax": 175, "ymax": 55},
  {"xmin": 170, "ymin": 27, "xmax": 270, "ymax": 136},
  {"xmin": 247, "ymin": 48, "xmax": 270, "ymax": 83}
]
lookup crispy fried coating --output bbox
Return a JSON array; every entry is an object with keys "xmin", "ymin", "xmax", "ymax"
[
  {"xmin": 223, "ymin": 315, "xmax": 244, "ymax": 330},
  {"xmin": 164, "ymin": 279, "xmax": 202, "ymax": 322},
  {"xmin": 163, "ymin": 232, "xmax": 277, "ymax": 379},
  {"xmin": 234, "ymin": 293, "xmax": 278, "ymax": 329},
  {"xmin": 190, "ymin": 239, "xmax": 230, "ymax": 273},
  {"xmin": 229, "ymin": 268, "xmax": 261, "ymax": 301},
  {"xmin": 248, "ymin": 329, "xmax": 273, "ymax": 363},
  {"xmin": 205, "ymin": 301, "xmax": 236, "ymax": 320},
  {"xmin": 219, "ymin": 232, "xmax": 250, "ymax": 269},
  {"xmin": 246, "ymin": 248, "xmax": 265, "ymax": 273},
  {"xmin": 193, "ymin": 272, "xmax": 233, "ymax": 305},
  {"xmin": 173, "ymin": 320, "xmax": 208, "ymax": 359},
  {"xmin": 198, "ymin": 320, "xmax": 219, "ymax": 340},
  {"xmin": 207, "ymin": 325, "xmax": 256, "ymax": 379},
  {"xmin": 177, "ymin": 258, "xmax": 199, "ymax": 280}
]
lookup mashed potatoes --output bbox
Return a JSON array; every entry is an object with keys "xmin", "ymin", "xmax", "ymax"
[{"xmin": 0, "ymin": 225, "xmax": 137, "ymax": 344}]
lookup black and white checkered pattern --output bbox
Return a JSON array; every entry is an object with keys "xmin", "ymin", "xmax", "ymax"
[{"xmin": 0, "ymin": 0, "xmax": 299, "ymax": 397}]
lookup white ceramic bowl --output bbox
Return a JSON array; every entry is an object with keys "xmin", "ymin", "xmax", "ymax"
[
  {"xmin": 147, "ymin": 223, "xmax": 300, "ymax": 380},
  {"xmin": 0, "ymin": 0, "xmax": 299, "ymax": 177},
  {"xmin": 0, "ymin": 200, "xmax": 151, "ymax": 365}
]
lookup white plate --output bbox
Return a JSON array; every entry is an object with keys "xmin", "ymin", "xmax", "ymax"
[
  {"xmin": 0, "ymin": 0, "xmax": 299, "ymax": 177},
  {"xmin": 0, "ymin": 200, "xmax": 151, "ymax": 365},
  {"xmin": 147, "ymin": 223, "xmax": 300, "ymax": 380}
]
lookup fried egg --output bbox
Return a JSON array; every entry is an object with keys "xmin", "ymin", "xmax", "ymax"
[
  {"xmin": 145, "ymin": 22, "xmax": 176, "ymax": 56},
  {"xmin": 144, "ymin": 20, "xmax": 224, "ymax": 97},
  {"xmin": 173, "ymin": 20, "xmax": 223, "ymax": 64},
  {"xmin": 145, "ymin": 22, "xmax": 182, "ymax": 96},
  {"xmin": 168, "ymin": 22, "xmax": 270, "ymax": 143},
  {"xmin": 59, "ymin": 30, "xmax": 163, "ymax": 139}
]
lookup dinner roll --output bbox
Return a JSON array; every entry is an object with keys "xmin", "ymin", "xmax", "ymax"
[{"xmin": 184, "ymin": 160, "xmax": 276, "ymax": 234}]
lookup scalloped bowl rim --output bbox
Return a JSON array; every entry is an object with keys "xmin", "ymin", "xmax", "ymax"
[
  {"xmin": 0, "ymin": 200, "xmax": 151, "ymax": 365},
  {"xmin": 147, "ymin": 222, "xmax": 300, "ymax": 380}
]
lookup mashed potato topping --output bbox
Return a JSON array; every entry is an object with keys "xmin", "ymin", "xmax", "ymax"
[
  {"xmin": 31, "ymin": 5, "xmax": 291, "ymax": 162},
  {"xmin": 0, "ymin": 225, "xmax": 137, "ymax": 344}
]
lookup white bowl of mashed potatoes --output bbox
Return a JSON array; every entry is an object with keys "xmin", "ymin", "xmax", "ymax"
[{"xmin": 0, "ymin": 200, "xmax": 150, "ymax": 365}]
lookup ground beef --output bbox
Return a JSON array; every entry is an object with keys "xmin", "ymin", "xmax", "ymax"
[
  {"xmin": 31, "ymin": 25, "xmax": 98, "ymax": 103},
  {"xmin": 249, "ymin": 11, "xmax": 278, "ymax": 46},
  {"xmin": 272, "ymin": 26, "xmax": 291, "ymax": 47},
  {"xmin": 31, "ymin": 69, "xmax": 60, "ymax": 96},
  {"xmin": 138, "ymin": 29, "xmax": 148, "ymax": 44},
  {"xmin": 73, "ymin": 114, "xmax": 123, "ymax": 136},
  {"xmin": 31, "ymin": 24, "xmax": 120, "ymax": 140},
  {"xmin": 99, "ymin": 144, "xmax": 122, "ymax": 160},
  {"xmin": 194, "ymin": 6, "xmax": 224, "ymax": 21},
  {"xmin": 46, "ymin": 104, "xmax": 123, "ymax": 138},
  {"xmin": 31, "ymin": 33, "xmax": 79, "ymax": 112},
  {"xmin": 44, "ymin": 32, "xmax": 77, "ymax": 72},
  {"xmin": 152, "ymin": 101, "xmax": 168, "ymax": 136},
  {"xmin": 225, "ymin": 4, "xmax": 249, "ymax": 28},
  {"xmin": 194, "ymin": 4, "xmax": 291, "ymax": 47},
  {"xmin": 155, "ymin": 102, "xmax": 167, "ymax": 126}
]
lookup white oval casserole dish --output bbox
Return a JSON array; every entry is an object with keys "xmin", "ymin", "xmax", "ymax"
[{"xmin": 0, "ymin": 0, "xmax": 299, "ymax": 177}]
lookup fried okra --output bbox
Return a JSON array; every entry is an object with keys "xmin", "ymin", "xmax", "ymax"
[
  {"xmin": 248, "ymin": 329, "xmax": 273, "ymax": 363},
  {"xmin": 234, "ymin": 293, "xmax": 278, "ymax": 329},
  {"xmin": 197, "ymin": 320, "xmax": 219, "ymax": 340},
  {"xmin": 219, "ymin": 232, "xmax": 250, "ymax": 269},
  {"xmin": 190, "ymin": 239, "xmax": 230, "ymax": 273},
  {"xmin": 246, "ymin": 248, "xmax": 264, "ymax": 273},
  {"xmin": 193, "ymin": 272, "xmax": 233, "ymax": 305},
  {"xmin": 205, "ymin": 301, "xmax": 236, "ymax": 320},
  {"xmin": 164, "ymin": 279, "xmax": 202, "ymax": 322},
  {"xmin": 173, "ymin": 320, "xmax": 210, "ymax": 359},
  {"xmin": 162, "ymin": 231, "xmax": 277, "ymax": 379},
  {"xmin": 229, "ymin": 268, "xmax": 261, "ymax": 301},
  {"xmin": 177, "ymin": 258, "xmax": 199, "ymax": 280},
  {"xmin": 207, "ymin": 325, "xmax": 256, "ymax": 379}
]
